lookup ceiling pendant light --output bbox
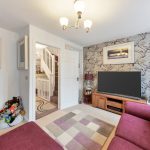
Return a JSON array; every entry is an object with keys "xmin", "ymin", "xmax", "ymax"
[
  {"xmin": 59, "ymin": 17, "xmax": 69, "ymax": 30},
  {"xmin": 74, "ymin": 0, "xmax": 85, "ymax": 13},
  {"xmin": 84, "ymin": 20, "xmax": 93, "ymax": 33},
  {"xmin": 59, "ymin": 0, "xmax": 92, "ymax": 33}
]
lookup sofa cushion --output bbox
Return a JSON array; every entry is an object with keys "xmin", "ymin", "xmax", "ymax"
[
  {"xmin": 0, "ymin": 121, "xmax": 63, "ymax": 150},
  {"xmin": 125, "ymin": 102, "xmax": 150, "ymax": 121},
  {"xmin": 116, "ymin": 113, "xmax": 150, "ymax": 150},
  {"xmin": 108, "ymin": 136, "xmax": 143, "ymax": 150}
]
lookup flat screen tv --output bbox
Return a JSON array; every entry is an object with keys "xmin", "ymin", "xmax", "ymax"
[{"xmin": 98, "ymin": 72, "xmax": 141, "ymax": 99}]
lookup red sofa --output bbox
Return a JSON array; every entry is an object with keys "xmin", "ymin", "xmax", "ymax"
[{"xmin": 108, "ymin": 102, "xmax": 150, "ymax": 150}]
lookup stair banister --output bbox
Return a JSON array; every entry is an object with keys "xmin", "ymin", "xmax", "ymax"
[{"xmin": 36, "ymin": 48, "xmax": 56, "ymax": 101}]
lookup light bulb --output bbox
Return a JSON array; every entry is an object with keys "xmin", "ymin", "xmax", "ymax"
[
  {"xmin": 59, "ymin": 17, "xmax": 69, "ymax": 27},
  {"xmin": 84, "ymin": 20, "xmax": 92, "ymax": 32},
  {"xmin": 74, "ymin": 0, "xmax": 85, "ymax": 13}
]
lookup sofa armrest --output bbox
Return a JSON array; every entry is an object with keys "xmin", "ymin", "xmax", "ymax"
[{"xmin": 125, "ymin": 102, "xmax": 150, "ymax": 121}]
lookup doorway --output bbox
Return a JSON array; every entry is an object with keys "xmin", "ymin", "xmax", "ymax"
[{"xmin": 35, "ymin": 43, "xmax": 59, "ymax": 119}]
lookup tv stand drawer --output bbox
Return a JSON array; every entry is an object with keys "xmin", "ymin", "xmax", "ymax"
[
  {"xmin": 96, "ymin": 95, "xmax": 106, "ymax": 109},
  {"xmin": 98, "ymin": 100, "xmax": 105, "ymax": 109}
]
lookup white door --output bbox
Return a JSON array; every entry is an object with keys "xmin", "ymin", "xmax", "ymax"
[{"xmin": 60, "ymin": 50, "xmax": 79, "ymax": 109}]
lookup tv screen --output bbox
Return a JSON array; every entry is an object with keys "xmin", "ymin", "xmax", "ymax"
[{"xmin": 98, "ymin": 72, "xmax": 141, "ymax": 98}]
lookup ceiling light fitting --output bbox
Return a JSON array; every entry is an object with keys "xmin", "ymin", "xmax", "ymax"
[{"xmin": 59, "ymin": 0, "xmax": 92, "ymax": 33}]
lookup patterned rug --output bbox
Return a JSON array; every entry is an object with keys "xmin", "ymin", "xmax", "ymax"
[
  {"xmin": 36, "ymin": 97, "xmax": 57, "ymax": 119},
  {"xmin": 45, "ymin": 110, "xmax": 114, "ymax": 150}
]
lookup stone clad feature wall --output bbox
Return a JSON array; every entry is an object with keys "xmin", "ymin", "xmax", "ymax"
[{"xmin": 83, "ymin": 32, "xmax": 150, "ymax": 100}]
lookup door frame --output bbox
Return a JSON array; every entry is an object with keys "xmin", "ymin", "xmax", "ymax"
[{"xmin": 30, "ymin": 41, "xmax": 61, "ymax": 121}]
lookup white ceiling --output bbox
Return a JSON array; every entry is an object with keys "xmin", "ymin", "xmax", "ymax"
[{"xmin": 0, "ymin": 0, "xmax": 150, "ymax": 46}]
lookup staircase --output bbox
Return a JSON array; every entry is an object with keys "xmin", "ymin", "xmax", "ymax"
[{"xmin": 36, "ymin": 48, "xmax": 57, "ymax": 102}]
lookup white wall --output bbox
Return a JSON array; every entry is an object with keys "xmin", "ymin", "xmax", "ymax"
[
  {"xmin": 28, "ymin": 25, "xmax": 83, "ymax": 121},
  {"xmin": 0, "ymin": 27, "xmax": 19, "ymax": 109},
  {"xmin": 18, "ymin": 25, "xmax": 83, "ymax": 121},
  {"xmin": 18, "ymin": 27, "xmax": 30, "ymax": 120},
  {"xmin": 0, "ymin": 25, "xmax": 83, "ymax": 121}
]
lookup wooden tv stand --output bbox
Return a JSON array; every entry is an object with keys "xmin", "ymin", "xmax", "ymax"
[{"xmin": 92, "ymin": 92, "xmax": 146, "ymax": 115}]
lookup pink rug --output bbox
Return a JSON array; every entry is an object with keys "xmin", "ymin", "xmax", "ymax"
[{"xmin": 46, "ymin": 111, "xmax": 114, "ymax": 150}]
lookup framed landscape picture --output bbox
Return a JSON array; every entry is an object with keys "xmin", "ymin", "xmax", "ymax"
[
  {"xmin": 103, "ymin": 42, "xmax": 134, "ymax": 64},
  {"xmin": 17, "ymin": 35, "xmax": 28, "ymax": 70}
]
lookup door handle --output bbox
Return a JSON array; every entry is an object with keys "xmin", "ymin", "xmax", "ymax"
[{"xmin": 77, "ymin": 77, "xmax": 79, "ymax": 81}]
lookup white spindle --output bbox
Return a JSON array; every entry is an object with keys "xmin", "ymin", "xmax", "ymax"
[{"xmin": 36, "ymin": 78, "xmax": 51, "ymax": 101}]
